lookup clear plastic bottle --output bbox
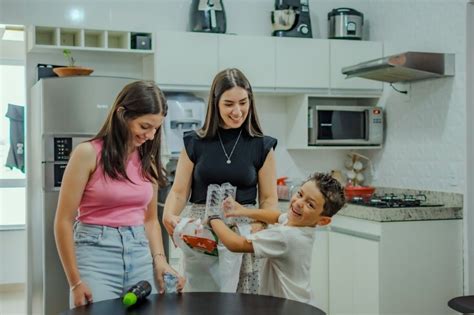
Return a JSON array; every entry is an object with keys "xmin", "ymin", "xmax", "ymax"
[{"xmin": 164, "ymin": 272, "xmax": 178, "ymax": 293}]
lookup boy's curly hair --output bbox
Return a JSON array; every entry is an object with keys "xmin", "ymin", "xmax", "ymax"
[{"xmin": 306, "ymin": 173, "xmax": 346, "ymax": 217}]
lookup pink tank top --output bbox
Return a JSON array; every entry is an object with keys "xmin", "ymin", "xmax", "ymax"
[{"xmin": 76, "ymin": 139, "xmax": 153, "ymax": 227}]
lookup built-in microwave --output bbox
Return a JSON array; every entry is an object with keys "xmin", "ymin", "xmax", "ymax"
[{"xmin": 308, "ymin": 105, "xmax": 383, "ymax": 146}]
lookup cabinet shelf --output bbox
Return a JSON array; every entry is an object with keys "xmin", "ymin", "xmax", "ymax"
[
  {"xmin": 28, "ymin": 26, "xmax": 153, "ymax": 54},
  {"xmin": 59, "ymin": 28, "xmax": 82, "ymax": 47},
  {"xmin": 84, "ymin": 30, "xmax": 105, "ymax": 48},
  {"xmin": 34, "ymin": 26, "xmax": 58, "ymax": 46}
]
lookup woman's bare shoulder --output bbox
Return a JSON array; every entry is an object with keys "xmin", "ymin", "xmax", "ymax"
[{"xmin": 70, "ymin": 141, "xmax": 97, "ymax": 168}]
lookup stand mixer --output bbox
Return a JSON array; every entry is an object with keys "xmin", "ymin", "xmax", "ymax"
[{"xmin": 271, "ymin": 0, "xmax": 313, "ymax": 38}]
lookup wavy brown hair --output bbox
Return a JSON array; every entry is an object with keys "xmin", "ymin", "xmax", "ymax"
[
  {"xmin": 91, "ymin": 80, "xmax": 168, "ymax": 186},
  {"xmin": 197, "ymin": 68, "xmax": 263, "ymax": 138},
  {"xmin": 306, "ymin": 173, "xmax": 346, "ymax": 217}
]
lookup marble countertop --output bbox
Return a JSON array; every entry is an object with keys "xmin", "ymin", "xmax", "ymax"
[
  {"xmin": 337, "ymin": 203, "xmax": 462, "ymax": 222},
  {"xmin": 277, "ymin": 187, "xmax": 463, "ymax": 222}
]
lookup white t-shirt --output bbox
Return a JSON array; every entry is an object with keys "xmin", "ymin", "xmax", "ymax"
[{"xmin": 247, "ymin": 214, "xmax": 315, "ymax": 304}]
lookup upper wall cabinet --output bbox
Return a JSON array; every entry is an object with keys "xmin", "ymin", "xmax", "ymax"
[
  {"xmin": 153, "ymin": 31, "xmax": 383, "ymax": 94},
  {"xmin": 275, "ymin": 38, "xmax": 329, "ymax": 90},
  {"xmin": 218, "ymin": 35, "xmax": 275, "ymax": 88},
  {"xmin": 155, "ymin": 31, "xmax": 218, "ymax": 88},
  {"xmin": 330, "ymin": 40, "xmax": 383, "ymax": 91}
]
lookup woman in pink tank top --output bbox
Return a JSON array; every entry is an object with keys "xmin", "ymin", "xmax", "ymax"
[{"xmin": 54, "ymin": 81, "xmax": 185, "ymax": 308}]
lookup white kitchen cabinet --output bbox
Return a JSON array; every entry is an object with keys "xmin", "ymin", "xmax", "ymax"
[
  {"xmin": 151, "ymin": 31, "xmax": 382, "ymax": 94},
  {"xmin": 330, "ymin": 40, "xmax": 383, "ymax": 91},
  {"xmin": 275, "ymin": 38, "xmax": 329, "ymax": 90},
  {"xmin": 155, "ymin": 31, "xmax": 218, "ymax": 88},
  {"xmin": 218, "ymin": 34, "xmax": 275, "ymax": 88},
  {"xmin": 286, "ymin": 95, "xmax": 309, "ymax": 149},
  {"xmin": 329, "ymin": 223, "xmax": 379, "ymax": 314},
  {"xmin": 311, "ymin": 227, "xmax": 330, "ymax": 313},
  {"xmin": 326, "ymin": 215, "xmax": 462, "ymax": 315}
]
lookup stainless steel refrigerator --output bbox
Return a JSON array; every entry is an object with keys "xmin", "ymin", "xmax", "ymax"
[{"xmin": 27, "ymin": 76, "xmax": 136, "ymax": 315}]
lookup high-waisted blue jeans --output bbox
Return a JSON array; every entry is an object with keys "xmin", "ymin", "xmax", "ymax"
[{"xmin": 70, "ymin": 222, "xmax": 157, "ymax": 307}]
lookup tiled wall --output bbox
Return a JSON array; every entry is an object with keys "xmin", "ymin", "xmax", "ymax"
[{"xmin": 361, "ymin": 1, "xmax": 467, "ymax": 193}]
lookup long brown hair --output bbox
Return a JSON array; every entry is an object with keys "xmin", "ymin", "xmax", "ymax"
[
  {"xmin": 92, "ymin": 80, "xmax": 168, "ymax": 186},
  {"xmin": 197, "ymin": 68, "xmax": 263, "ymax": 138}
]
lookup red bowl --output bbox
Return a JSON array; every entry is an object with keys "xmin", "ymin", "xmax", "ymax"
[{"xmin": 344, "ymin": 185, "xmax": 376, "ymax": 201}]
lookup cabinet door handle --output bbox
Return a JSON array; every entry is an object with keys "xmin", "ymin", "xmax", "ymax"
[{"xmin": 330, "ymin": 226, "xmax": 380, "ymax": 241}]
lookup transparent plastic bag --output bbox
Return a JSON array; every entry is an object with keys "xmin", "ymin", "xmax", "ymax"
[{"xmin": 173, "ymin": 217, "xmax": 248, "ymax": 292}]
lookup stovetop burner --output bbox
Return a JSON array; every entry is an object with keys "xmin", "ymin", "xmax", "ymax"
[{"xmin": 349, "ymin": 193, "xmax": 444, "ymax": 208}]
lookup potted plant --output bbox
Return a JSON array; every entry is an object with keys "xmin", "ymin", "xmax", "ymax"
[{"xmin": 53, "ymin": 49, "xmax": 94, "ymax": 77}]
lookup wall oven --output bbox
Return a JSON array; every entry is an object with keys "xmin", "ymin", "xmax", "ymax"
[{"xmin": 308, "ymin": 105, "xmax": 383, "ymax": 146}]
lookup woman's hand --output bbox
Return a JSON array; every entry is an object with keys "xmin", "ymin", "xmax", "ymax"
[
  {"xmin": 72, "ymin": 282, "xmax": 93, "ymax": 307},
  {"xmin": 153, "ymin": 257, "xmax": 186, "ymax": 293},
  {"xmin": 163, "ymin": 213, "xmax": 181, "ymax": 237}
]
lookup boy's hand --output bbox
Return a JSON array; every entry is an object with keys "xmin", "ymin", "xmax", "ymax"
[
  {"xmin": 222, "ymin": 197, "xmax": 246, "ymax": 217},
  {"xmin": 250, "ymin": 222, "xmax": 267, "ymax": 233}
]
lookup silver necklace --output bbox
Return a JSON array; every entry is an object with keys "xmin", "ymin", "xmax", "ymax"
[{"xmin": 217, "ymin": 129, "xmax": 242, "ymax": 164}]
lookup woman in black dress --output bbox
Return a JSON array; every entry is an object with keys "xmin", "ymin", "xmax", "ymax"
[{"xmin": 163, "ymin": 68, "xmax": 279, "ymax": 294}]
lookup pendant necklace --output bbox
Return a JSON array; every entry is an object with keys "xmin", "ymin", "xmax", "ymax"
[{"xmin": 217, "ymin": 129, "xmax": 242, "ymax": 165}]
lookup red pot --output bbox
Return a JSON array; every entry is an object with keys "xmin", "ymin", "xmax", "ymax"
[{"xmin": 344, "ymin": 185, "xmax": 376, "ymax": 201}]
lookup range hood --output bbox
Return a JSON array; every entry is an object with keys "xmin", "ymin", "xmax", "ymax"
[{"xmin": 341, "ymin": 52, "xmax": 455, "ymax": 83}]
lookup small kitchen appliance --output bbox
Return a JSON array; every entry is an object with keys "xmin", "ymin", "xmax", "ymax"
[
  {"xmin": 190, "ymin": 0, "xmax": 226, "ymax": 33},
  {"xmin": 328, "ymin": 8, "xmax": 364, "ymax": 40},
  {"xmin": 308, "ymin": 105, "xmax": 383, "ymax": 146},
  {"xmin": 342, "ymin": 52, "xmax": 455, "ymax": 83},
  {"xmin": 131, "ymin": 32, "xmax": 152, "ymax": 50},
  {"xmin": 164, "ymin": 93, "xmax": 205, "ymax": 157},
  {"xmin": 271, "ymin": 0, "xmax": 312, "ymax": 38}
]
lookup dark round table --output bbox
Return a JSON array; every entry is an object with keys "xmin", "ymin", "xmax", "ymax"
[{"xmin": 60, "ymin": 292, "xmax": 325, "ymax": 315}]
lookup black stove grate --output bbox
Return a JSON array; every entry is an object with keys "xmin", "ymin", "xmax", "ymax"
[{"xmin": 348, "ymin": 193, "xmax": 444, "ymax": 208}]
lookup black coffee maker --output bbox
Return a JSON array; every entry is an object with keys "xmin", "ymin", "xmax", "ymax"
[
  {"xmin": 190, "ymin": 0, "xmax": 226, "ymax": 33},
  {"xmin": 271, "ymin": 0, "xmax": 312, "ymax": 38}
]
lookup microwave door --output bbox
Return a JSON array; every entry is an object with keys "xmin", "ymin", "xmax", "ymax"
[{"xmin": 315, "ymin": 108, "xmax": 368, "ymax": 145}]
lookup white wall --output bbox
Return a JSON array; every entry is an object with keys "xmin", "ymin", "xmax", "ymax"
[
  {"xmin": 0, "ymin": 37, "xmax": 27, "ymax": 285},
  {"xmin": 360, "ymin": 1, "xmax": 468, "ymax": 193},
  {"xmin": 466, "ymin": 1, "xmax": 474, "ymax": 295},
  {"xmin": 0, "ymin": 229, "xmax": 26, "ymax": 284}
]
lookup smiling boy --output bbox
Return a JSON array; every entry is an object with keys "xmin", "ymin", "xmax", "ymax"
[{"xmin": 207, "ymin": 173, "xmax": 345, "ymax": 304}]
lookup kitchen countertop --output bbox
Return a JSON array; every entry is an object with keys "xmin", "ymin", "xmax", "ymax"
[{"xmin": 278, "ymin": 187, "xmax": 463, "ymax": 222}]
